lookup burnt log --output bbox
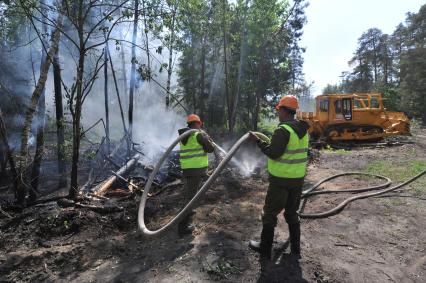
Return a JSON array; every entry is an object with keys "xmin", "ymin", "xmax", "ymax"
[{"xmin": 91, "ymin": 154, "xmax": 141, "ymax": 196}]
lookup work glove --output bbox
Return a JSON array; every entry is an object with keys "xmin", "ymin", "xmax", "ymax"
[{"xmin": 249, "ymin": 131, "xmax": 260, "ymax": 142}]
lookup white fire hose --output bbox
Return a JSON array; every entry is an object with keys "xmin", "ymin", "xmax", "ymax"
[
  {"xmin": 138, "ymin": 130, "xmax": 426, "ymax": 237},
  {"xmin": 138, "ymin": 130, "xmax": 269, "ymax": 237}
]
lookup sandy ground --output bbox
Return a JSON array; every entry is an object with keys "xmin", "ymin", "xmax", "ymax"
[{"xmin": 1, "ymin": 129, "xmax": 426, "ymax": 283}]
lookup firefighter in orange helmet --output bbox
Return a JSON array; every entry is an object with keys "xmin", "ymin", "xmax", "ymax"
[
  {"xmin": 249, "ymin": 95, "xmax": 309, "ymax": 264},
  {"xmin": 177, "ymin": 114, "xmax": 214, "ymax": 236}
]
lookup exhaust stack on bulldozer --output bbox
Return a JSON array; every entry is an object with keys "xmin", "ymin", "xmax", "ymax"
[{"xmin": 297, "ymin": 93, "xmax": 410, "ymax": 142}]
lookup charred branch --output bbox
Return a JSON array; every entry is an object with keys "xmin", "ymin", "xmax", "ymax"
[{"xmin": 91, "ymin": 153, "xmax": 141, "ymax": 196}]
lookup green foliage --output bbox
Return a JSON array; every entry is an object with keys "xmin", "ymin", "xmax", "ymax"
[
  {"xmin": 376, "ymin": 85, "xmax": 399, "ymax": 111},
  {"xmin": 322, "ymin": 84, "xmax": 343, "ymax": 95},
  {"xmin": 204, "ymin": 259, "xmax": 241, "ymax": 280},
  {"xmin": 257, "ymin": 119, "xmax": 277, "ymax": 136},
  {"xmin": 82, "ymin": 150, "xmax": 97, "ymax": 161},
  {"xmin": 0, "ymin": 1, "xmax": 31, "ymax": 45},
  {"xmin": 42, "ymin": 213, "xmax": 75, "ymax": 235},
  {"xmin": 58, "ymin": 139, "xmax": 73, "ymax": 163},
  {"xmin": 63, "ymin": 220, "xmax": 70, "ymax": 230},
  {"xmin": 177, "ymin": 0, "xmax": 309, "ymax": 131},
  {"xmin": 322, "ymin": 145, "xmax": 349, "ymax": 155},
  {"xmin": 122, "ymin": 8, "xmax": 133, "ymax": 18}
]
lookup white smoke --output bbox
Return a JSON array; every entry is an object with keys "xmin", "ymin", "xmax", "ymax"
[
  {"xmin": 132, "ymin": 81, "xmax": 186, "ymax": 163},
  {"xmin": 60, "ymin": 14, "xmax": 187, "ymax": 163}
]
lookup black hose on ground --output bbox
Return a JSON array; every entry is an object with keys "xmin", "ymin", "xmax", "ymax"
[
  {"xmin": 302, "ymin": 172, "xmax": 391, "ymax": 196},
  {"xmin": 299, "ymin": 170, "xmax": 426, "ymax": 218}
]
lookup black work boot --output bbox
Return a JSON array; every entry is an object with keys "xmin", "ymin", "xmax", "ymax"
[
  {"xmin": 249, "ymin": 225, "xmax": 275, "ymax": 260},
  {"xmin": 288, "ymin": 222, "xmax": 301, "ymax": 257},
  {"xmin": 178, "ymin": 213, "xmax": 195, "ymax": 237}
]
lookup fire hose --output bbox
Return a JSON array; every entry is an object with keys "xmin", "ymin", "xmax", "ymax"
[
  {"xmin": 299, "ymin": 170, "xmax": 426, "ymax": 218},
  {"xmin": 138, "ymin": 130, "xmax": 426, "ymax": 237},
  {"xmin": 138, "ymin": 130, "xmax": 263, "ymax": 237}
]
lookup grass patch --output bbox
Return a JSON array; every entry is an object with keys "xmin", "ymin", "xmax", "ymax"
[
  {"xmin": 205, "ymin": 259, "xmax": 241, "ymax": 280},
  {"xmin": 322, "ymin": 145, "xmax": 350, "ymax": 154},
  {"xmin": 364, "ymin": 160, "xmax": 426, "ymax": 196}
]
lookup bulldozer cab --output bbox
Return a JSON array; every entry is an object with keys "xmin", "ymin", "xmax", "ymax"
[
  {"xmin": 315, "ymin": 93, "xmax": 387, "ymax": 123},
  {"xmin": 316, "ymin": 95, "xmax": 353, "ymax": 122}
]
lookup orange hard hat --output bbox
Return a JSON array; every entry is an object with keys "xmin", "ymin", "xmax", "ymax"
[
  {"xmin": 187, "ymin": 114, "xmax": 202, "ymax": 124},
  {"xmin": 276, "ymin": 95, "xmax": 299, "ymax": 110}
]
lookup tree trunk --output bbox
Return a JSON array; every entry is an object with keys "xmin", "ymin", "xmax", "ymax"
[
  {"xmin": 190, "ymin": 39, "xmax": 197, "ymax": 113},
  {"xmin": 141, "ymin": 0, "xmax": 151, "ymax": 80},
  {"xmin": 128, "ymin": 0, "xmax": 139, "ymax": 138},
  {"xmin": 229, "ymin": 0, "xmax": 249, "ymax": 133},
  {"xmin": 166, "ymin": 4, "xmax": 177, "ymax": 108},
  {"xmin": 253, "ymin": 60, "xmax": 267, "ymax": 131},
  {"xmin": 29, "ymin": 84, "xmax": 46, "ymax": 201},
  {"xmin": 104, "ymin": 40, "xmax": 110, "ymax": 153},
  {"xmin": 222, "ymin": 0, "xmax": 231, "ymax": 130},
  {"xmin": 69, "ymin": 1, "xmax": 85, "ymax": 200},
  {"xmin": 252, "ymin": 89, "xmax": 261, "ymax": 131},
  {"xmin": 199, "ymin": 41, "xmax": 206, "ymax": 120},
  {"xmin": 383, "ymin": 48, "xmax": 389, "ymax": 85},
  {"xmin": 120, "ymin": 48, "xmax": 128, "ymax": 106},
  {"xmin": 0, "ymin": 110, "xmax": 18, "ymax": 194},
  {"xmin": 372, "ymin": 40, "xmax": 378, "ymax": 84},
  {"xmin": 423, "ymin": 95, "xmax": 426, "ymax": 126},
  {"xmin": 108, "ymin": 44, "xmax": 127, "ymax": 134},
  {"xmin": 69, "ymin": 56, "xmax": 85, "ymax": 199},
  {"xmin": 17, "ymin": 12, "xmax": 63, "ymax": 204},
  {"xmin": 29, "ymin": 0, "xmax": 49, "ymax": 202},
  {"xmin": 52, "ymin": 48, "xmax": 67, "ymax": 188}
]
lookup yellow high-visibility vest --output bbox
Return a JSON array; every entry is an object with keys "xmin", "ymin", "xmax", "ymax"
[
  {"xmin": 179, "ymin": 132, "xmax": 208, "ymax": 169},
  {"xmin": 267, "ymin": 124, "xmax": 308, "ymax": 178}
]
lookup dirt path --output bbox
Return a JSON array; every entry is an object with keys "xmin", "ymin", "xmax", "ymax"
[{"xmin": 1, "ymin": 131, "xmax": 426, "ymax": 283}]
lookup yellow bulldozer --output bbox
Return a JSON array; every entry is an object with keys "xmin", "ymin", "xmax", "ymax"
[{"xmin": 297, "ymin": 93, "xmax": 410, "ymax": 142}]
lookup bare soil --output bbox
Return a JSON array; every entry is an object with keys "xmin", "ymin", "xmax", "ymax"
[{"xmin": 1, "ymin": 129, "xmax": 426, "ymax": 283}]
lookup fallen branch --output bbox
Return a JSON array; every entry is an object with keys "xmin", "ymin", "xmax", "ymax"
[
  {"xmin": 34, "ymin": 195, "xmax": 67, "ymax": 204},
  {"xmin": 0, "ymin": 205, "xmax": 13, "ymax": 218},
  {"xmin": 87, "ymin": 193, "xmax": 109, "ymax": 200},
  {"xmin": 0, "ymin": 212, "xmax": 31, "ymax": 230},
  {"xmin": 110, "ymin": 170, "xmax": 139, "ymax": 191},
  {"xmin": 148, "ymin": 179, "xmax": 182, "ymax": 197},
  {"xmin": 57, "ymin": 198, "xmax": 123, "ymax": 213},
  {"xmin": 91, "ymin": 153, "xmax": 141, "ymax": 196},
  {"xmin": 157, "ymin": 179, "xmax": 182, "ymax": 191}
]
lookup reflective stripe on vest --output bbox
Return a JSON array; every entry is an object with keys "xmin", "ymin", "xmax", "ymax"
[
  {"xmin": 267, "ymin": 124, "xmax": 309, "ymax": 178},
  {"xmin": 179, "ymin": 132, "xmax": 208, "ymax": 169}
]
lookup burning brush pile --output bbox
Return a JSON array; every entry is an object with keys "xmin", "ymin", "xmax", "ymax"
[
  {"xmin": 0, "ymin": 135, "xmax": 197, "ymax": 253},
  {"xmin": 53, "ymin": 135, "xmax": 187, "ymax": 216}
]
